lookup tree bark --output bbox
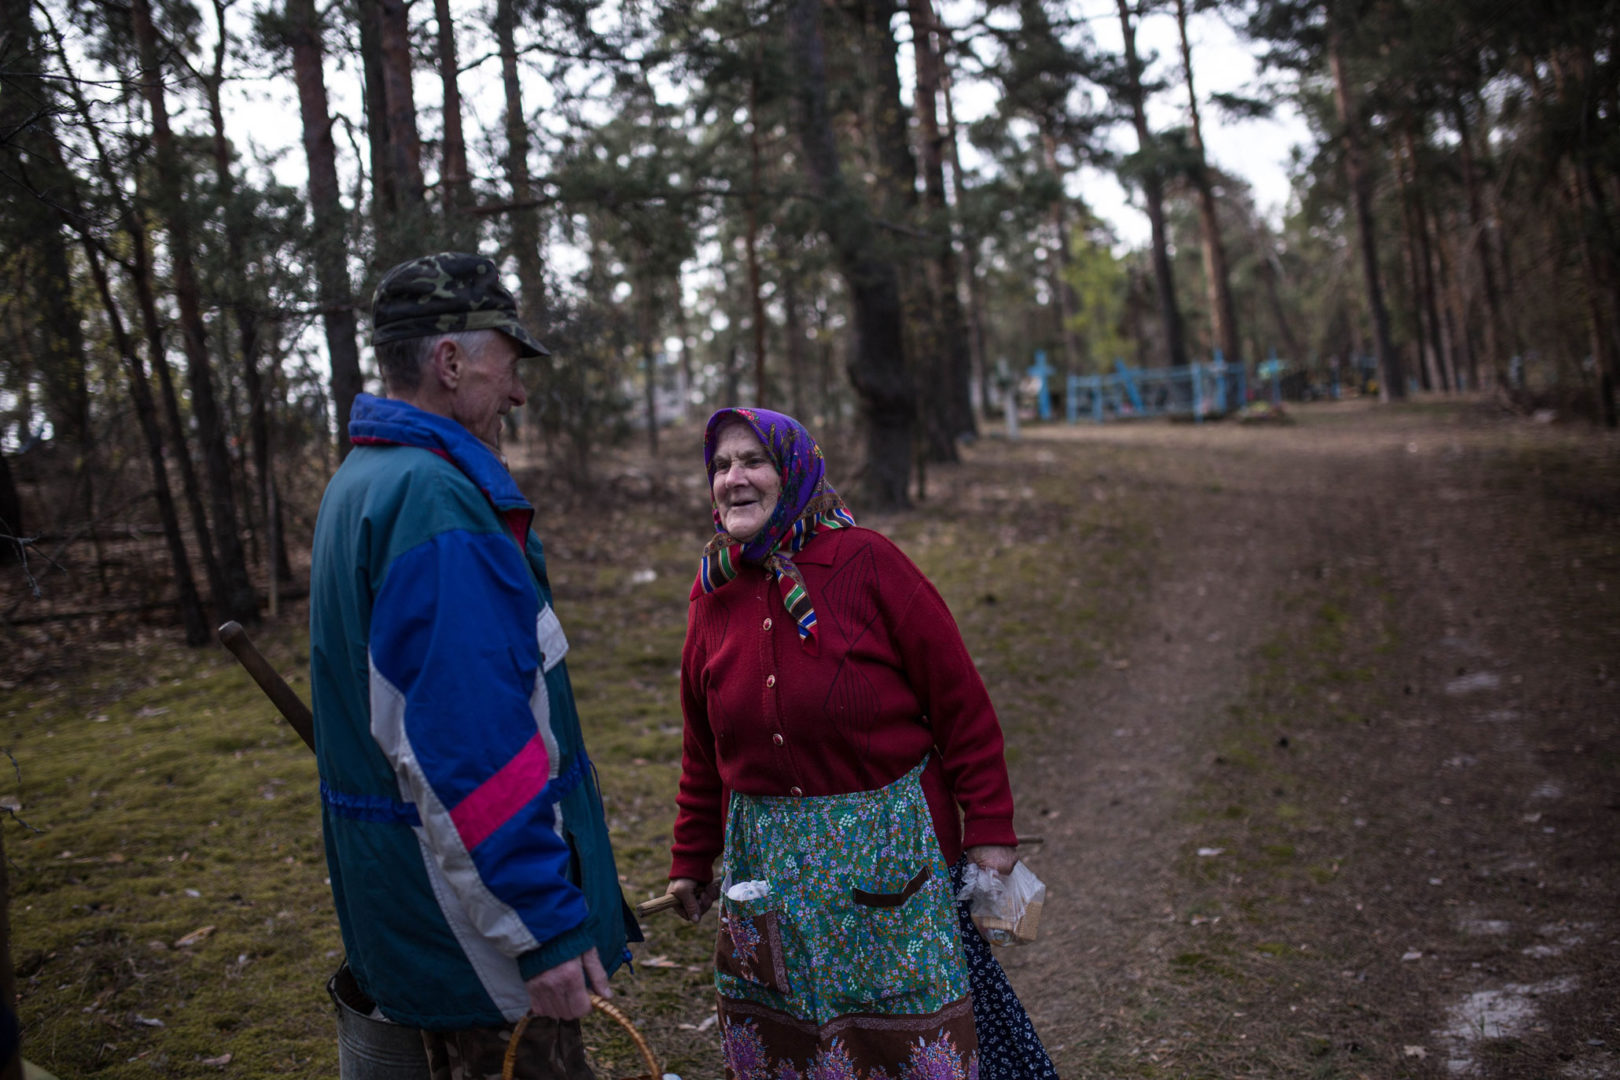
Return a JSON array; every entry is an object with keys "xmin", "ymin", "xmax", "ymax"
[
  {"xmin": 1, "ymin": 0, "xmax": 95, "ymax": 578},
  {"xmin": 860, "ymin": 0, "xmax": 947, "ymax": 467},
  {"xmin": 433, "ymin": 0, "xmax": 474, "ymax": 246},
  {"xmin": 1569, "ymin": 161, "xmax": 1619, "ymax": 426},
  {"xmin": 39, "ymin": 33, "xmax": 222, "ymax": 630},
  {"xmin": 0, "ymin": 451, "xmax": 21, "ymax": 567},
  {"xmin": 783, "ymin": 269, "xmax": 808, "ymax": 420},
  {"xmin": 1249, "ymin": 217, "xmax": 1303, "ymax": 365},
  {"xmin": 285, "ymin": 0, "xmax": 363, "ymax": 456},
  {"xmin": 1174, "ymin": 0, "xmax": 1241, "ymax": 370},
  {"xmin": 79, "ymin": 236, "xmax": 211, "ymax": 644},
  {"xmin": 1327, "ymin": 23, "xmax": 1404, "ymax": 400},
  {"xmin": 206, "ymin": 0, "xmax": 291, "ymax": 584},
  {"xmin": 1450, "ymin": 94, "xmax": 1508, "ymax": 388},
  {"xmin": 1041, "ymin": 129, "xmax": 1085, "ymax": 376},
  {"xmin": 357, "ymin": 0, "xmax": 395, "ymax": 242},
  {"xmin": 378, "ymin": 0, "xmax": 425, "ymax": 213},
  {"xmin": 131, "ymin": 0, "xmax": 259, "ymax": 623},
  {"xmin": 1116, "ymin": 0, "xmax": 1187, "ymax": 368},
  {"xmin": 640, "ymin": 278, "xmax": 659, "ymax": 454},
  {"xmin": 907, "ymin": 0, "xmax": 976, "ymax": 440},
  {"xmin": 746, "ymin": 62, "xmax": 769, "ymax": 405},
  {"xmin": 497, "ymin": 0, "xmax": 545, "ymax": 324},
  {"xmin": 937, "ymin": 25, "xmax": 992, "ymax": 415},
  {"xmin": 1398, "ymin": 124, "xmax": 1449, "ymax": 391},
  {"xmin": 787, "ymin": 0, "xmax": 913, "ymax": 508}
]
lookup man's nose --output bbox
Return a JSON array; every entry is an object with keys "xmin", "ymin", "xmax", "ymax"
[{"xmin": 510, "ymin": 380, "xmax": 528, "ymax": 406}]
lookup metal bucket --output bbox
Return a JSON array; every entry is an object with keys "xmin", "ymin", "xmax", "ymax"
[{"xmin": 328, "ymin": 964, "xmax": 432, "ymax": 1080}]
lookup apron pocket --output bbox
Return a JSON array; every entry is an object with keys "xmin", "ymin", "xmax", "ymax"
[
  {"xmin": 852, "ymin": 865, "xmax": 931, "ymax": 908},
  {"xmin": 851, "ymin": 863, "xmax": 938, "ymax": 1000},
  {"xmin": 716, "ymin": 901, "xmax": 792, "ymax": 994}
]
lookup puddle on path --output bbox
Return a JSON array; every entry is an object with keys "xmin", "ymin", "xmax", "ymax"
[{"xmin": 1438, "ymin": 975, "xmax": 1579, "ymax": 1075}]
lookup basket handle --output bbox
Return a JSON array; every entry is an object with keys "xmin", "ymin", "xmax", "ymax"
[{"xmin": 502, "ymin": 995, "xmax": 660, "ymax": 1080}]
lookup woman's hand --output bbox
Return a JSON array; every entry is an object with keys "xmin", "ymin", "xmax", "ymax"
[
  {"xmin": 965, "ymin": 844, "xmax": 1018, "ymax": 876},
  {"xmin": 666, "ymin": 878, "xmax": 720, "ymax": 923}
]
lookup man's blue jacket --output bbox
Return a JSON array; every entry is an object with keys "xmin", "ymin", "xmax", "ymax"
[{"xmin": 309, "ymin": 393, "xmax": 638, "ymax": 1029}]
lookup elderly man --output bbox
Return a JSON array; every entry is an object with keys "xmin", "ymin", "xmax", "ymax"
[{"xmin": 309, "ymin": 253, "xmax": 638, "ymax": 1077}]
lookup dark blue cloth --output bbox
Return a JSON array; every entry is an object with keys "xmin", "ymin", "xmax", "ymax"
[{"xmin": 952, "ymin": 860, "xmax": 1060, "ymax": 1080}]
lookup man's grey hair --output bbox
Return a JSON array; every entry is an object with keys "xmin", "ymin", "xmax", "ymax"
[{"xmin": 376, "ymin": 329, "xmax": 501, "ymax": 394}]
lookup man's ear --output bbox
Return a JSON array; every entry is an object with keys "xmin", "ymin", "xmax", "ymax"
[{"xmin": 428, "ymin": 337, "xmax": 461, "ymax": 390}]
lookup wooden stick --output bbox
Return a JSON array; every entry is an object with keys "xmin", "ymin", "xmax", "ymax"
[
  {"xmin": 635, "ymin": 893, "xmax": 681, "ymax": 918},
  {"xmin": 217, "ymin": 620, "xmax": 315, "ymax": 751}
]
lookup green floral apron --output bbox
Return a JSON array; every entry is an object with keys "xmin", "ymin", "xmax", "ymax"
[{"xmin": 714, "ymin": 758, "xmax": 979, "ymax": 1079}]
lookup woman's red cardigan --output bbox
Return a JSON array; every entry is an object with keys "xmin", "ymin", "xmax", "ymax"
[{"xmin": 669, "ymin": 526, "xmax": 1018, "ymax": 883}]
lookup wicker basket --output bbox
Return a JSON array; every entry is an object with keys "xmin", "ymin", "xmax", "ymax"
[{"xmin": 502, "ymin": 995, "xmax": 660, "ymax": 1080}]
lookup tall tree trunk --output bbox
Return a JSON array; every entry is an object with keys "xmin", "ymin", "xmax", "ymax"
[
  {"xmin": 1041, "ymin": 128, "xmax": 1085, "ymax": 377},
  {"xmin": 937, "ymin": 26, "xmax": 992, "ymax": 414},
  {"xmin": 1399, "ymin": 124, "xmax": 1449, "ymax": 391},
  {"xmin": 1450, "ymin": 95, "xmax": 1508, "ymax": 388},
  {"xmin": 433, "ymin": 0, "xmax": 474, "ymax": 246},
  {"xmin": 0, "ymin": 450, "xmax": 19, "ymax": 567},
  {"xmin": 128, "ymin": 209, "xmax": 229, "ymax": 621},
  {"xmin": 1569, "ymin": 160, "xmax": 1619, "ymax": 426},
  {"xmin": 207, "ymin": 0, "xmax": 291, "ymax": 584},
  {"xmin": 783, "ymin": 269, "xmax": 808, "ymax": 419},
  {"xmin": 1435, "ymin": 216, "xmax": 1474, "ymax": 390},
  {"xmin": 860, "ymin": 0, "xmax": 948, "ymax": 466},
  {"xmin": 1174, "ymin": 0, "xmax": 1241, "ymax": 370},
  {"xmin": 357, "ymin": 0, "xmax": 395, "ymax": 247},
  {"xmin": 131, "ymin": 0, "xmax": 259, "ymax": 624},
  {"xmin": 1, "ymin": 1, "xmax": 95, "ymax": 575},
  {"xmin": 285, "ymin": 0, "xmax": 363, "ymax": 455},
  {"xmin": 1249, "ymin": 217, "xmax": 1303, "ymax": 364},
  {"xmin": 907, "ymin": 0, "xmax": 975, "ymax": 439},
  {"xmin": 378, "ymin": 0, "xmax": 425, "ymax": 230},
  {"xmin": 1327, "ymin": 24, "xmax": 1403, "ymax": 400},
  {"xmin": 40, "ymin": 35, "xmax": 220, "ymax": 625},
  {"xmin": 1116, "ymin": 0, "xmax": 1187, "ymax": 368},
  {"xmin": 787, "ymin": 0, "xmax": 913, "ymax": 508},
  {"xmin": 746, "ymin": 62, "xmax": 769, "ymax": 405},
  {"xmin": 640, "ymin": 279, "xmax": 659, "ymax": 454},
  {"xmin": 497, "ymin": 0, "xmax": 545, "ymax": 323},
  {"xmin": 676, "ymin": 306, "xmax": 695, "ymax": 421},
  {"xmin": 1398, "ymin": 189, "xmax": 1435, "ymax": 392},
  {"xmin": 80, "ymin": 237, "xmax": 211, "ymax": 644}
]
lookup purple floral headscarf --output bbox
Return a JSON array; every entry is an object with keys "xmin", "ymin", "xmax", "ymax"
[{"xmin": 698, "ymin": 407, "xmax": 855, "ymax": 650}]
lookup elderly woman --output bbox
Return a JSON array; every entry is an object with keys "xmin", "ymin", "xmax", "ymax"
[{"xmin": 665, "ymin": 407, "xmax": 1056, "ymax": 1079}]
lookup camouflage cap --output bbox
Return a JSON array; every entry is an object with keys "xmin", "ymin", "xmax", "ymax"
[{"xmin": 370, "ymin": 252, "xmax": 550, "ymax": 357}]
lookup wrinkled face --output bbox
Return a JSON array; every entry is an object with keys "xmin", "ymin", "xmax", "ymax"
[
  {"xmin": 710, "ymin": 421, "xmax": 782, "ymax": 543},
  {"xmin": 449, "ymin": 332, "xmax": 526, "ymax": 448}
]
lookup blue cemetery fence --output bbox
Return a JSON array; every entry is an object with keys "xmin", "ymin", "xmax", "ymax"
[{"xmin": 1066, "ymin": 354, "xmax": 1247, "ymax": 424}]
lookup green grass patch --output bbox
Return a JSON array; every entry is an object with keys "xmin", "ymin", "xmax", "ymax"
[{"xmin": 4, "ymin": 433, "xmax": 1156, "ymax": 1079}]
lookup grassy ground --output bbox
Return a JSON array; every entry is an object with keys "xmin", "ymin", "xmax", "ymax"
[
  {"xmin": 2, "ymin": 427, "xmax": 1153, "ymax": 1078},
  {"xmin": 5, "ymin": 402, "xmax": 1616, "ymax": 1079}
]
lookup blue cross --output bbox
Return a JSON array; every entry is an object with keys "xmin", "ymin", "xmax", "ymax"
[{"xmin": 1027, "ymin": 350, "xmax": 1054, "ymax": 421}]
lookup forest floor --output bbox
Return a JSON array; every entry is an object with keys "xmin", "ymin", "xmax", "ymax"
[{"xmin": 2, "ymin": 397, "xmax": 1618, "ymax": 1079}]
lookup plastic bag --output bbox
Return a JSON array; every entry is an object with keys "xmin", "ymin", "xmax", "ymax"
[{"xmin": 957, "ymin": 860, "xmax": 1046, "ymax": 946}]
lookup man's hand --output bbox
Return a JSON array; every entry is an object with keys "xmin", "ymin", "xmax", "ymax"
[
  {"xmin": 965, "ymin": 844, "xmax": 1018, "ymax": 876},
  {"xmin": 525, "ymin": 947, "xmax": 611, "ymax": 1021},
  {"xmin": 666, "ymin": 878, "xmax": 720, "ymax": 923}
]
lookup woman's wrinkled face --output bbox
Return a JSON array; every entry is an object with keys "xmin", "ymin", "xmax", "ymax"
[{"xmin": 710, "ymin": 421, "xmax": 781, "ymax": 542}]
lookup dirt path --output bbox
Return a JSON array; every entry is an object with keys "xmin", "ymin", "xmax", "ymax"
[{"xmin": 991, "ymin": 402, "xmax": 1620, "ymax": 1079}]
